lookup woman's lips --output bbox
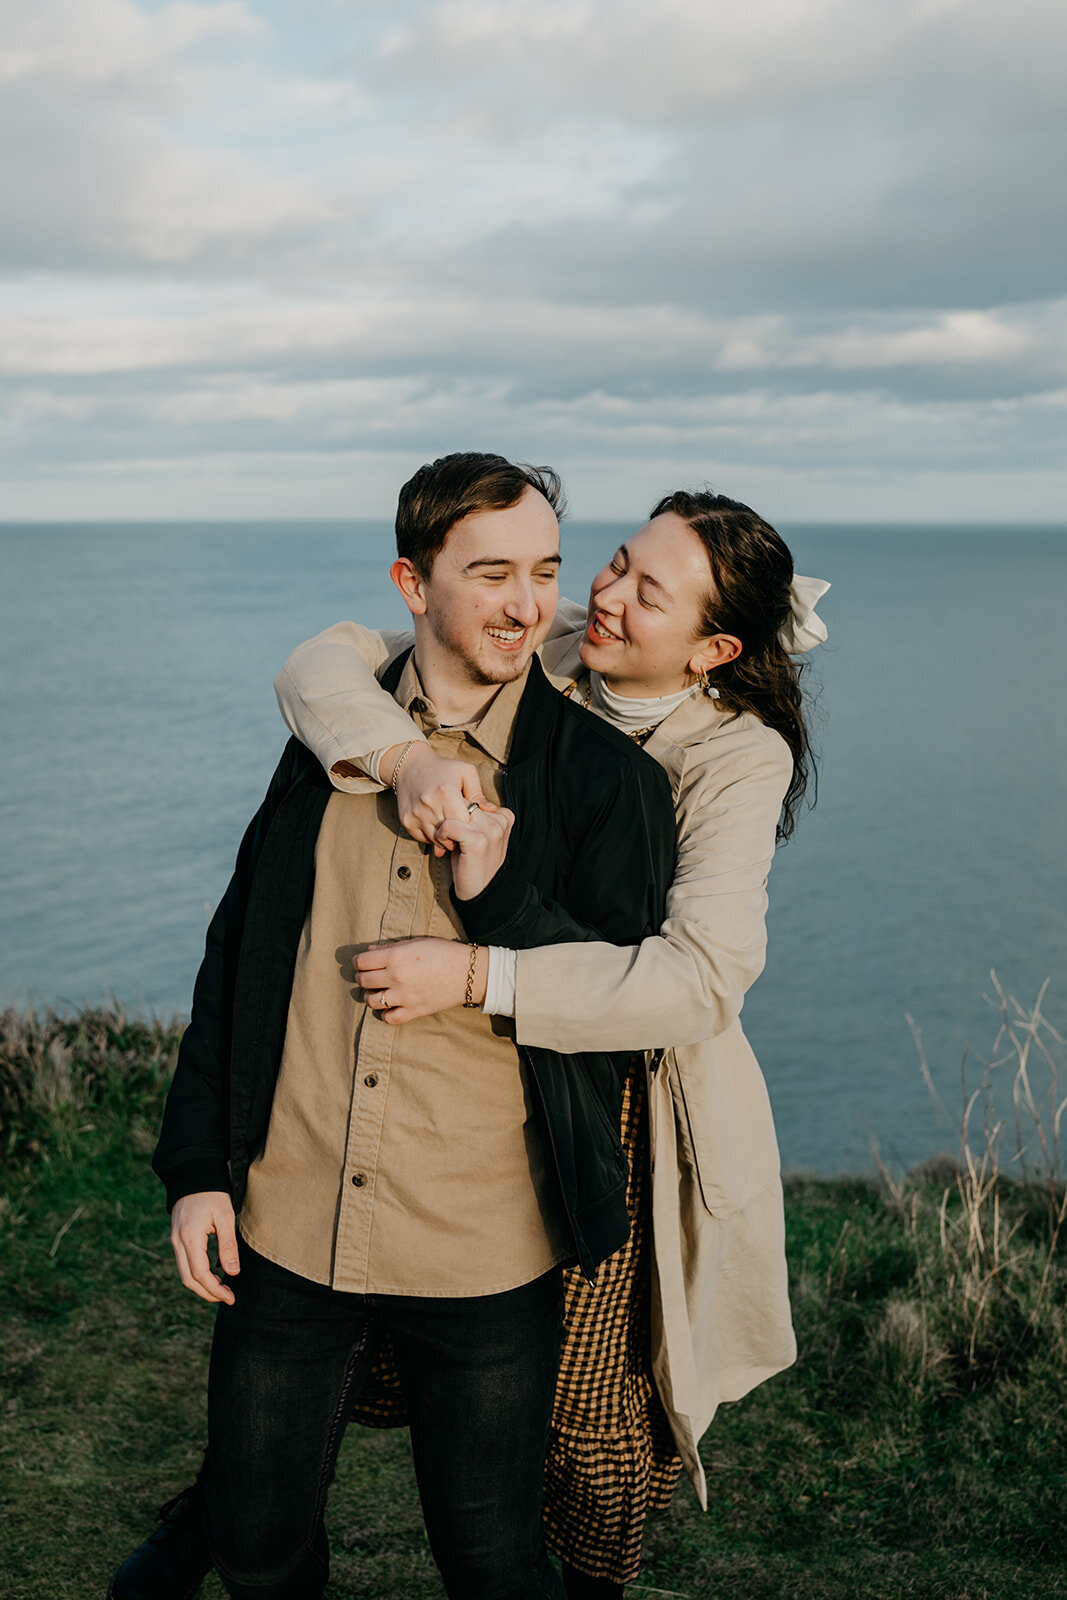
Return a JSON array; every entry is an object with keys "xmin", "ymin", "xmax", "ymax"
[{"xmin": 585, "ymin": 613, "xmax": 623, "ymax": 645}]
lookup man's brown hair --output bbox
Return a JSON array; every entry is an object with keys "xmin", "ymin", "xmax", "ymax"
[{"xmin": 396, "ymin": 453, "xmax": 565, "ymax": 578}]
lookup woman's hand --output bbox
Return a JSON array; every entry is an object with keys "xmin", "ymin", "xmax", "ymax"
[
  {"xmin": 354, "ymin": 938, "xmax": 488, "ymax": 1024},
  {"xmin": 381, "ymin": 743, "xmax": 489, "ymax": 857},
  {"xmin": 435, "ymin": 805, "xmax": 515, "ymax": 901}
]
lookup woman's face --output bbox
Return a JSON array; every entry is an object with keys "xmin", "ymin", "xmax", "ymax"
[{"xmin": 579, "ymin": 512, "xmax": 734, "ymax": 697}]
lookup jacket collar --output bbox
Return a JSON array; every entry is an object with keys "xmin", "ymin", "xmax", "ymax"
[{"xmin": 380, "ymin": 647, "xmax": 559, "ymax": 768}]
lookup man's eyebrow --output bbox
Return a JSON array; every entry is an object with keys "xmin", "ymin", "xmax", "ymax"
[
  {"xmin": 620, "ymin": 543, "xmax": 674, "ymax": 601},
  {"xmin": 465, "ymin": 553, "xmax": 562, "ymax": 571}
]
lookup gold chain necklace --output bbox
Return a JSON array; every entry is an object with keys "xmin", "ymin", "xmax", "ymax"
[{"xmin": 578, "ymin": 679, "xmax": 658, "ymax": 747}]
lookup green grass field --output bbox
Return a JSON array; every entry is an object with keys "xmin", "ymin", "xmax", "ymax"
[{"xmin": 2, "ymin": 1007, "xmax": 1066, "ymax": 1599}]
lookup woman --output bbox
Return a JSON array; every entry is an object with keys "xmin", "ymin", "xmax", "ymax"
[{"xmin": 275, "ymin": 491, "xmax": 828, "ymax": 1599}]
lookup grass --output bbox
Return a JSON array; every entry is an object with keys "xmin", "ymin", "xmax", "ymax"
[{"xmin": 2, "ymin": 993, "xmax": 1066, "ymax": 1599}]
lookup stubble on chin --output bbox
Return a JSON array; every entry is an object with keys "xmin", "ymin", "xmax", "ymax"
[
  {"xmin": 428, "ymin": 611, "xmax": 536, "ymax": 689},
  {"xmin": 463, "ymin": 651, "xmax": 529, "ymax": 687}
]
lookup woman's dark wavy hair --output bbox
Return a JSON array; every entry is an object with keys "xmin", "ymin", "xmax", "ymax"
[{"xmin": 650, "ymin": 489, "xmax": 816, "ymax": 841}]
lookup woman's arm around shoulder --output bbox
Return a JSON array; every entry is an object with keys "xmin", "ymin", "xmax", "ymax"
[
  {"xmin": 513, "ymin": 718, "xmax": 795, "ymax": 1052},
  {"xmin": 274, "ymin": 601, "xmax": 589, "ymax": 788},
  {"xmin": 274, "ymin": 620, "xmax": 421, "ymax": 790}
]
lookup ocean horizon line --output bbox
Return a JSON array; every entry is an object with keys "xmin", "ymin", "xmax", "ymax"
[{"xmin": 3, "ymin": 517, "xmax": 1067, "ymax": 533}]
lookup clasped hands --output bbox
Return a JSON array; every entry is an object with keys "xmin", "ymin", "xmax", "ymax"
[
  {"xmin": 381, "ymin": 741, "xmax": 514, "ymax": 900},
  {"xmin": 356, "ymin": 743, "xmax": 512, "ymax": 1023}
]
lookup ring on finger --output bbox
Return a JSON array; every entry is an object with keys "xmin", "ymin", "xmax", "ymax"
[{"xmin": 467, "ymin": 800, "xmax": 482, "ymax": 816}]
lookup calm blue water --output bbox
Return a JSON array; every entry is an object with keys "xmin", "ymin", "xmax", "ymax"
[{"xmin": 3, "ymin": 521, "xmax": 1065, "ymax": 1174}]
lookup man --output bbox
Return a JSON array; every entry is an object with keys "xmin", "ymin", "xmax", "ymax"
[{"xmin": 110, "ymin": 453, "xmax": 676, "ymax": 1600}]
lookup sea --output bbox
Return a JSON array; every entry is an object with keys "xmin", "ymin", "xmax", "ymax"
[{"xmin": 2, "ymin": 520, "xmax": 1065, "ymax": 1175}]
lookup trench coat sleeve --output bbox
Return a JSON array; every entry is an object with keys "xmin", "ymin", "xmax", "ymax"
[
  {"xmin": 513, "ymin": 726, "xmax": 793, "ymax": 1052},
  {"xmin": 273, "ymin": 622, "xmax": 420, "ymax": 792},
  {"xmin": 151, "ymin": 739, "xmax": 305, "ymax": 1210},
  {"xmin": 272, "ymin": 601, "xmax": 589, "ymax": 791}
]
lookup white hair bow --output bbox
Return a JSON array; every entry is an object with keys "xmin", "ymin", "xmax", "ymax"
[{"xmin": 780, "ymin": 575, "xmax": 830, "ymax": 655}]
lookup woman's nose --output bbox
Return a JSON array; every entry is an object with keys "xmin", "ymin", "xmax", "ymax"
[{"xmin": 593, "ymin": 575, "xmax": 625, "ymax": 612}]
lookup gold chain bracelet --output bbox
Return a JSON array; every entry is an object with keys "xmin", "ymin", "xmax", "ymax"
[
  {"xmin": 389, "ymin": 740, "xmax": 418, "ymax": 792},
  {"xmin": 463, "ymin": 943, "xmax": 480, "ymax": 1008}
]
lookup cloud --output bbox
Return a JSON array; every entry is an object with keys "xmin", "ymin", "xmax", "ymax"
[
  {"xmin": 374, "ymin": 0, "xmax": 1067, "ymax": 127},
  {"xmin": 0, "ymin": 0, "xmax": 264, "ymax": 94},
  {"xmin": 0, "ymin": 0, "xmax": 1064, "ymax": 518},
  {"xmin": 0, "ymin": 0, "xmax": 342, "ymax": 269},
  {"xmin": 369, "ymin": 0, "xmax": 1067, "ymax": 315},
  {"xmin": 3, "ymin": 277, "xmax": 1061, "ymax": 399}
]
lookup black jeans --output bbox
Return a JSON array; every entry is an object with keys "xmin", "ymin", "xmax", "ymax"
[{"xmin": 205, "ymin": 1240, "xmax": 567, "ymax": 1600}]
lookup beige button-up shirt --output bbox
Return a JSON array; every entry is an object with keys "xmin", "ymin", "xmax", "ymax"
[{"xmin": 239, "ymin": 657, "xmax": 570, "ymax": 1297}]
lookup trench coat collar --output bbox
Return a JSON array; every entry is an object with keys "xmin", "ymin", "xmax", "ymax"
[{"xmin": 539, "ymin": 628, "xmax": 735, "ymax": 771}]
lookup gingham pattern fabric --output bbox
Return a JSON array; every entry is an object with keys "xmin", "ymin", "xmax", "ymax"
[
  {"xmin": 350, "ymin": 1053, "xmax": 681, "ymax": 1583},
  {"xmin": 542, "ymin": 1053, "xmax": 682, "ymax": 1583}
]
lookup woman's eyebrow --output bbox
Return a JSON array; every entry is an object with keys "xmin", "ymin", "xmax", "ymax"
[{"xmin": 625, "ymin": 547, "xmax": 674, "ymax": 603}]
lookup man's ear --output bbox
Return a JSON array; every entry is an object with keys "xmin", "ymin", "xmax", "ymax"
[
  {"xmin": 688, "ymin": 632, "xmax": 742, "ymax": 677},
  {"xmin": 391, "ymin": 557, "xmax": 428, "ymax": 617}
]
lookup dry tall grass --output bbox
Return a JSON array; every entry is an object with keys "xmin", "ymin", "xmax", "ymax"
[
  {"xmin": 868, "ymin": 974, "xmax": 1067, "ymax": 1395},
  {"xmin": 0, "ymin": 1003, "xmax": 180, "ymax": 1165}
]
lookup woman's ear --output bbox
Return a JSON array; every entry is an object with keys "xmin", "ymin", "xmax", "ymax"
[
  {"xmin": 688, "ymin": 632, "xmax": 742, "ymax": 678},
  {"xmin": 391, "ymin": 557, "xmax": 428, "ymax": 617}
]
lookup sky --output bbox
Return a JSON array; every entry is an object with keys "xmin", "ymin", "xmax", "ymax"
[{"xmin": 1, "ymin": 0, "xmax": 1065, "ymax": 522}]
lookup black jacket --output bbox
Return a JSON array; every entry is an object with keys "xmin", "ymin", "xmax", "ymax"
[{"xmin": 153, "ymin": 654, "xmax": 676, "ymax": 1279}]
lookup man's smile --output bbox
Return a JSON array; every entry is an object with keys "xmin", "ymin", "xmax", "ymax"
[{"xmin": 486, "ymin": 624, "xmax": 528, "ymax": 648}]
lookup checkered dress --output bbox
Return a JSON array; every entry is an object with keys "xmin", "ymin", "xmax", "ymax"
[
  {"xmin": 351, "ymin": 1051, "xmax": 682, "ymax": 1584},
  {"xmin": 542, "ymin": 1052, "xmax": 682, "ymax": 1581}
]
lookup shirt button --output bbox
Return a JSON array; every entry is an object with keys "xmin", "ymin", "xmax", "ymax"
[
  {"xmin": 363, "ymin": 1074, "xmax": 378, "ymax": 1088},
  {"xmin": 396, "ymin": 865, "xmax": 411, "ymax": 880},
  {"xmin": 350, "ymin": 1172, "xmax": 367, "ymax": 1188}
]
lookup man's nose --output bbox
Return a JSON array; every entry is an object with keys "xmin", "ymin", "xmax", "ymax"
[{"xmin": 504, "ymin": 582, "xmax": 541, "ymax": 626}]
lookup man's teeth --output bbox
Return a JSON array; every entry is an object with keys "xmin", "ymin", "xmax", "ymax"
[{"xmin": 487, "ymin": 626, "xmax": 525, "ymax": 642}]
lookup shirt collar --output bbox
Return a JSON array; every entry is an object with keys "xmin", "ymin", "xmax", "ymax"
[{"xmin": 394, "ymin": 654, "xmax": 531, "ymax": 765}]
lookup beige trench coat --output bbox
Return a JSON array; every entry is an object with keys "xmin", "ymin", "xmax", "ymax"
[{"xmin": 274, "ymin": 607, "xmax": 797, "ymax": 1507}]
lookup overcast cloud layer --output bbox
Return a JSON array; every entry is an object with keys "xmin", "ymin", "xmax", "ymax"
[{"xmin": 2, "ymin": 0, "xmax": 1065, "ymax": 520}]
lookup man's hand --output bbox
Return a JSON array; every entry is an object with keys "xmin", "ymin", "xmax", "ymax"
[
  {"xmin": 170, "ymin": 1191, "xmax": 240, "ymax": 1305},
  {"xmin": 380, "ymin": 743, "xmax": 489, "ymax": 857},
  {"xmin": 435, "ymin": 805, "xmax": 515, "ymax": 900},
  {"xmin": 354, "ymin": 937, "xmax": 488, "ymax": 1024}
]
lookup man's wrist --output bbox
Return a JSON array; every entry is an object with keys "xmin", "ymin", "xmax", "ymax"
[{"xmin": 160, "ymin": 1158, "xmax": 233, "ymax": 1213}]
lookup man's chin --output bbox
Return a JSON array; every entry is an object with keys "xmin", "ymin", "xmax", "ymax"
[{"xmin": 467, "ymin": 650, "xmax": 532, "ymax": 687}]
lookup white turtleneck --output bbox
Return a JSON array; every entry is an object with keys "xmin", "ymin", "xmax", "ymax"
[{"xmin": 586, "ymin": 671, "xmax": 710, "ymax": 730}]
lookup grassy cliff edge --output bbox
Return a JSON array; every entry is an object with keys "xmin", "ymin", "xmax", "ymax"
[{"xmin": 2, "ymin": 1004, "xmax": 1065, "ymax": 1600}]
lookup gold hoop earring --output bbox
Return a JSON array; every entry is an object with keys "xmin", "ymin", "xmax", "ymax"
[{"xmin": 697, "ymin": 667, "xmax": 712, "ymax": 695}]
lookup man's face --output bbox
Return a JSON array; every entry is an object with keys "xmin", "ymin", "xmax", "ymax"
[{"xmin": 401, "ymin": 486, "xmax": 561, "ymax": 689}]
